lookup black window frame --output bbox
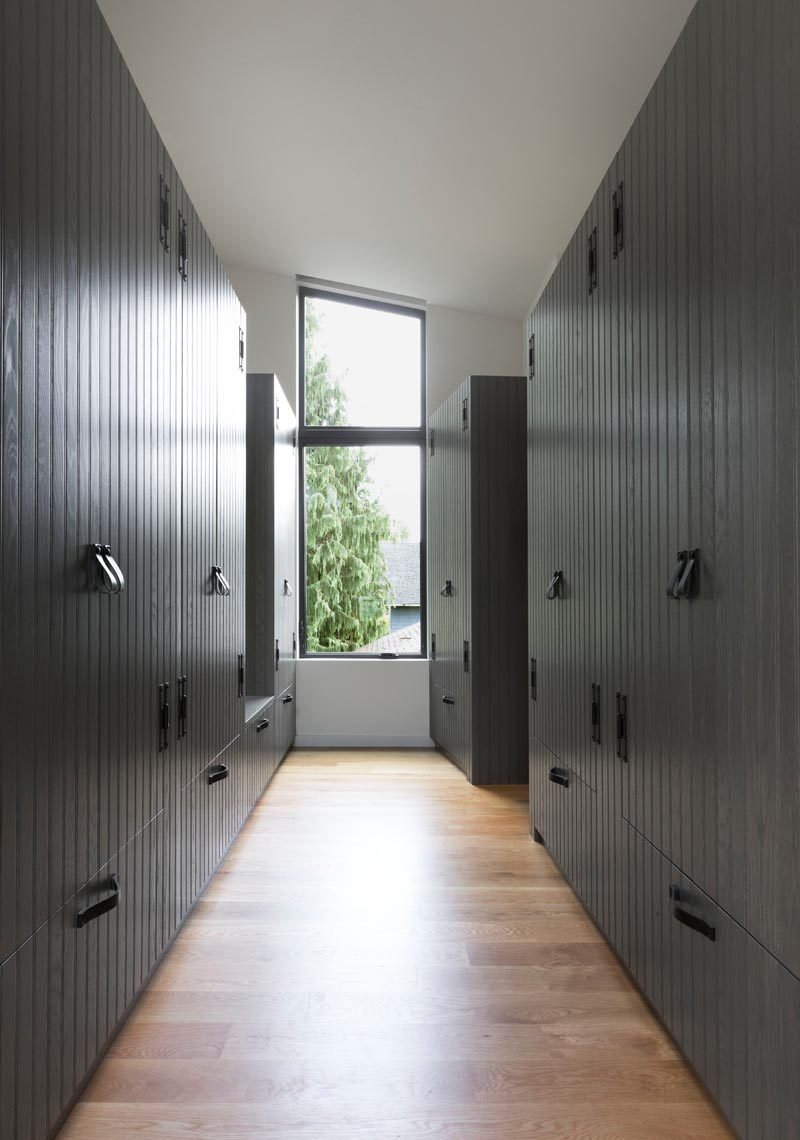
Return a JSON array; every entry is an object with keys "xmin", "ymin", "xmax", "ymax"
[{"xmin": 298, "ymin": 285, "xmax": 427, "ymax": 659}]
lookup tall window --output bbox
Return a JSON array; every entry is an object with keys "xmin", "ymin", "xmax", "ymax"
[{"xmin": 299, "ymin": 287, "xmax": 426, "ymax": 657}]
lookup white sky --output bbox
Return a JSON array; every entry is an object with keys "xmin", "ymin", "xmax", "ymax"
[
  {"xmin": 310, "ymin": 297, "xmax": 421, "ymax": 427},
  {"xmin": 309, "ymin": 297, "xmax": 422, "ymax": 542}
]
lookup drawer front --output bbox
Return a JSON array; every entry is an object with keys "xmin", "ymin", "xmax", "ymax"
[
  {"xmin": 0, "ymin": 811, "xmax": 170, "ymax": 1140},
  {"xmin": 431, "ymin": 683, "xmax": 460, "ymax": 769},
  {"xmin": 245, "ymin": 702, "xmax": 275, "ymax": 805},
  {"xmin": 276, "ymin": 684, "xmax": 296, "ymax": 766},
  {"xmin": 625, "ymin": 824, "xmax": 800, "ymax": 1139},
  {"xmin": 529, "ymin": 737, "xmax": 596, "ymax": 909}
]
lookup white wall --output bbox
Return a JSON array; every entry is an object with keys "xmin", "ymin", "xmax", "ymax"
[
  {"xmin": 295, "ymin": 660, "xmax": 431, "ymax": 748},
  {"xmin": 230, "ymin": 267, "xmax": 298, "ymax": 410},
  {"xmin": 227, "ymin": 266, "xmax": 525, "ymax": 747},
  {"xmin": 427, "ymin": 304, "xmax": 525, "ymax": 412}
]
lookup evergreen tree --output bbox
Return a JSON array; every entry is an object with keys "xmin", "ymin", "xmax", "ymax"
[{"xmin": 304, "ymin": 305, "xmax": 393, "ymax": 651}]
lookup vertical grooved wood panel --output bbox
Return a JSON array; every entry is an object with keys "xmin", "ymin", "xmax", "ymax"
[
  {"xmin": 527, "ymin": 1, "xmax": 799, "ymax": 1133},
  {"xmin": 428, "ymin": 376, "xmax": 527, "ymax": 784}
]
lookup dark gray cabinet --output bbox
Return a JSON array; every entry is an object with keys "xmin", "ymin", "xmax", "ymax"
[
  {"xmin": 0, "ymin": 3, "xmax": 279, "ymax": 1137},
  {"xmin": 428, "ymin": 375, "xmax": 528, "ymax": 784},
  {"xmin": 527, "ymin": 0, "xmax": 800, "ymax": 1134},
  {"xmin": 245, "ymin": 373, "xmax": 297, "ymax": 709}
]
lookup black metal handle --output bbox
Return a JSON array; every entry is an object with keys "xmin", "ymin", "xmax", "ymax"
[
  {"xmin": 238, "ymin": 653, "xmax": 245, "ymax": 699},
  {"xmin": 676, "ymin": 548, "xmax": 698, "ymax": 599},
  {"xmin": 178, "ymin": 675, "xmax": 188, "ymax": 739},
  {"xmin": 442, "ymin": 695, "xmax": 455, "ymax": 705},
  {"xmin": 207, "ymin": 763, "xmax": 229, "ymax": 785},
  {"xmin": 275, "ymin": 639, "xmax": 280, "ymax": 670},
  {"xmin": 282, "ymin": 694, "xmax": 294, "ymax": 704},
  {"xmin": 440, "ymin": 580, "xmax": 453, "ymax": 597},
  {"xmin": 256, "ymin": 718, "xmax": 271, "ymax": 733},
  {"xmin": 91, "ymin": 543, "xmax": 120, "ymax": 593},
  {"xmin": 591, "ymin": 682, "xmax": 600, "ymax": 744},
  {"xmin": 673, "ymin": 903, "xmax": 716, "ymax": 942},
  {"xmin": 283, "ymin": 578, "xmax": 293, "ymax": 596},
  {"xmin": 212, "ymin": 565, "xmax": 231, "ymax": 596},
  {"xmin": 666, "ymin": 550, "xmax": 687, "ymax": 598},
  {"xmin": 431, "ymin": 633, "xmax": 436, "ymax": 660},
  {"xmin": 549, "ymin": 766, "xmax": 570, "ymax": 787},
  {"xmin": 546, "ymin": 570, "xmax": 563, "ymax": 600},
  {"xmin": 76, "ymin": 873, "xmax": 121, "ymax": 928}
]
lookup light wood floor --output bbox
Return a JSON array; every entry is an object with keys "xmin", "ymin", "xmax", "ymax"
[{"xmin": 59, "ymin": 750, "xmax": 732, "ymax": 1139}]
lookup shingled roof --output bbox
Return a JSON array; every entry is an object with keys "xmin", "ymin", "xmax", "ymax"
[
  {"xmin": 354, "ymin": 621, "xmax": 421, "ymax": 656},
  {"xmin": 380, "ymin": 541, "xmax": 420, "ymax": 606}
]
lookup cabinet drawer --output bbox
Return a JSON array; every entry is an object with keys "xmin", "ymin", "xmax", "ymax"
[
  {"xmin": 625, "ymin": 824, "xmax": 800, "ymax": 1139},
  {"xmin": 275, "ymin": 684, "xmax": 296, "ymax": 768},
  {"xmin": 431, "ymin": 683, "xmax": 460, "ymax": 767},
  {"xmin": 529, "ymin": 737, "xmax": 597, "ymax": 915},
  {"xmin": 244, "ymin": 700, "xmax": 275, "ymax": 804}
]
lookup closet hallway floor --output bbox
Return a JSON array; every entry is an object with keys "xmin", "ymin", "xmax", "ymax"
[{"xmin": 58, "ymin": 750, "xmax": 731, "ymax": 1140}]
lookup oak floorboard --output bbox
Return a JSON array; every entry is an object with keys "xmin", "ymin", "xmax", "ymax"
[{"xmin": 56, "ymin": 749, "xmax": 732, "ymax": 1139}]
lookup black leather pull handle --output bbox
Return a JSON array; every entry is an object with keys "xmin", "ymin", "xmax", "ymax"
[
  {"xmin": 442, "ymin": 695, "xmax": 455, "ymax": 705},
  {"xmin": 207, "ymin": 763, "xmax": 229, "ymax": 785},
  {"xmin": 549, "ymin": 766, "xmax": 569, "ymax": 787},
  {"xmin": 666, "ymin": 550, "xmax": 687, "ymax": 598},
  {"xmin": 675, "ymin": 548, "xmax": 698, "ymax": 599},
  {"xmin": 282, "ymin": 694, "xmax": 294, "ymax": 704},
  {"xmin": 92, "ymin": 543, "xmax": 119, "ymax": 593},
  {"xmin": 256, "ymin": 718, "xmax": 271, "ymax": 733},
  {"xmin": 212, "ymin": 565, "xmax": 231, "ymax": 596},
  {"xmin": 76, "ymin": 873, "xmax": 121, "ymax": 929},
  {"xmin": 102, "ymin": 546, "xmax": 126, "ymax": 593},
  {"xmin": 673, "ymin": 904, "xmax": 716, "ymax": 942},
  {"xmin": 440, "ymin": 580, "xmax": 453, "ymax": 597},
  {"xmin": 546, "ymin": 570, "xmax": 563, "ymax": 600}
]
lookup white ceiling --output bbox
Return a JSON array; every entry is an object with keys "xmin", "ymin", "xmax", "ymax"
[{"xmin": 98, "ymin": 0, "xmax": 695, "ymax": 319}]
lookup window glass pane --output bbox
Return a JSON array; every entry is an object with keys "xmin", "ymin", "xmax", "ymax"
[
  {"xmin": 305, "ymin": 445, "xmax": 421, "ymax": 654},
  {"xmin": 304, "ymin": 295, "xmax": 422, "ymax": 427}
]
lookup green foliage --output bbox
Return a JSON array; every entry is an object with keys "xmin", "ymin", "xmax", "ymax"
[{"xmin": 304, "ymin": 304, "xmax": 393, "ymax": 652}]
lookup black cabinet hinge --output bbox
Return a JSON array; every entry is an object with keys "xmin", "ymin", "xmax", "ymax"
[
  {"xmin": 431, "ymin": 632, "xmax": 436, "ymax": 660},
  {"xmin": 292, "ymin": 430, "xmax": 297, "ymax": 448},
  {"xmin": 612, "ymin": 182, "xmax": 624, "ymax": 259},
  {"xmin": 462, "ymin": 396, "xmax": 469, "ymax": 430},
  {"xmin": 275, "ymin": 639, "xmax": 280, "ymax": 671},
  {"xmin": 158, "ymin": 682, "xmax": 170, "ymax": 751},
  {"xmin": 237, "ymin": 653, "xmax": 245, "ymax": 698},
  {"xmin": 159, "ymin": 175, "xmax": 170, "ymax": 252},
  {"xmin": 530, "ymin": 657, "xmax": 537, "ymax": 701},
  {"xmin": 177, "ymin": 211, "xmax": 188, "ymax": 281},
  {"xmin": 591, "ymin": 682, "xmax": 600, "ymax": 744},
  {"xmin": 528, "ymin": 333, "xmax": 535, "ymax": 379},
  {"xmin": 463, "ymin": 640, "xmax": 470, "ymax": 673},
  {"xmin": 177, "ymin": 675, "xmax": 188, "ymax": 739},
  {"xmin": 429, "ymin": 428, "xmax": 435, "ymax": 456},
  {"xmin": 615, "ymin": 692, "xmax": 627, "ymax": 761},
  {"xmin": 588, "ymin": 226, "xmax": 598, "ymax": 294},
  {"xmin": 238, "ymin": 327, "xmax": 245, "ymax": 371}
]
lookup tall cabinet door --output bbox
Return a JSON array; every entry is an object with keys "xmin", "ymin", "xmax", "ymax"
[
  {"xmin": 528, "ymin": 236, "xmax": 585, "ymax": 774},
  {"xmin": 274, "ymin": 380, "xmax": 297, "ymax": 696},
  {"xmin": 711, "ymin": 0, "xmax": 800, "ymax": 977},
  {"xmin": 180, "ymin": 208, "xmax": 221, "ymax": 787},
  {"xmin": 215, "ymin": 289, "xmax": 246, "ymax": 752},
  {"xmin": 623, "ymin": 22, "xmax": 717, "ymax": 901}
]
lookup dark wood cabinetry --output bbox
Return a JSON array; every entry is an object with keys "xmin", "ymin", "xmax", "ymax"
[
  {"xmin": 245, "ymin": 373, "xmax": 297, "ymax": 711},
  {"xmin": 428, "ymin": 376, "xmax": 528, "ymax": 784},
  {"xmin": 0, "ymin": 3, "xmax": 290, "ymax": 1137},
  {"xmin": 527, "ymin": 0, "xmax": 800, "ymax": 1134}
]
